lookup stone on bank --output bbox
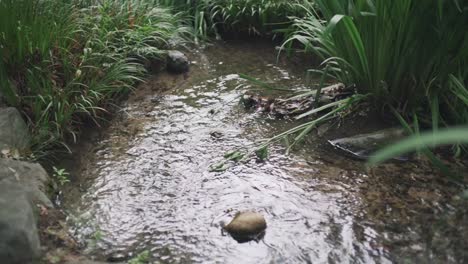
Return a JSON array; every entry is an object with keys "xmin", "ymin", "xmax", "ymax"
[
  {"xmin": 0, "ymin": 107, "xmax": 30, "ymax": 151},
  {"xmin": 0, "ymin": 107, "xmax": 52, "ymax": 263},
  {"xmin": 0, "ymin": 183, "xmax": 41, "ymax": 263},
  {"xmin": 166, "ymin": 50, "xmax": 189, "ymax": 74}
]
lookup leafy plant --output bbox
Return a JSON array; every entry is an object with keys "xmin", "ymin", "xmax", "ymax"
[
  {"xmin": 255, "ymin": 146, "xmax": 269, "ymax": 161},
  {"xmin": 285, "ymin": 1, "xmax": 468, "ymax": 106},
  {"xmin": 128, "ymin": 250, "xmax": 151, "ymax": 264},
  {"xmin": 156, "ymin": 0, "xmax": 310, "ymax": 40},
  {"xmin": 368, "ymin": 127, "xmax": 468, "ymax": 166},
  {"xmin": 52, "ymin": 166, "xmax": 70, "ymax": 186},
  {"xmin": 0, "ymin": 0, "xmax": 189, "ymax": 159},
  {"xmin": 282, "ymin": 0, "xmax": 468, "ymax": 158},
  {"xmin": 237, "ymin": 65, "xmax": 365, "ymax": 154}
]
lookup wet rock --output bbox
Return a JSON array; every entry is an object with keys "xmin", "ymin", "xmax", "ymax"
[
  {"xmin": 0, "ymin": 183, "xmax": 41, "ymax": 263},
  {"xmin": 107, "ymin": 252, "xmax": 128, "ymax": 262},
  {"xmin": 166, "ymin": 50, "xmax": 189, "ymax": 74},
  {"xmin": 0, "ymin": 158, "xmax": 52, "ymax": 207},
  {"xmin": 210, "ymin": 131, "xmax": 223, "ymax": 139},
  {"xmin": 223, "ymin": 211, "xmax": 267, "ymax": 243},
  {"xmin": 328, "ymin": 128, "xmax": 407, "ymax": 160},
  {"xmin": 240, "ymin": 94, "xmax": 258, "ymax": 109},
  {"xmin": 0, "ymin": 107, "xmax": 30, "ymax": 151}
]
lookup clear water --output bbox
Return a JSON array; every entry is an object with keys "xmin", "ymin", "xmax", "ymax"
[{"xmin": 64, "ymin": 41, "xmax": 468, "ymax": 263}]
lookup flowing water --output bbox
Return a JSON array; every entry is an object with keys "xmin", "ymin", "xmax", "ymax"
[{"xmin": 63, "ymin": 41, "xmax": 468, "ymax": 263}]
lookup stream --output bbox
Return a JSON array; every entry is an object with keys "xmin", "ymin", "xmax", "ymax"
[{"xmin": 62, "ymin": 41, "xmax": 468, "ymax": 263}]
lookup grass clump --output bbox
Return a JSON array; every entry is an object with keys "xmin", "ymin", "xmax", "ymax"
[
  {"xmin": 369, "ymin": 127, "xmax": 468, "ymax": 166},
  {"xmin": 279, "ymin": 0, "xmax": 468, "ymax": 158},
  {"xmin": 157, "ymin": 0, "xmax": 311, "ymax": 40},
  {"xmin": 0, "ymin": 0, "xmax": 188, "ymax": 159}
]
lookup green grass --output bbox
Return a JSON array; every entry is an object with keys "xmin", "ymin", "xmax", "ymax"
[
  {"xmin": 280, "ymin": 0, "xmax": 468, "ymax": 159},
  {"xmin": 285, "ymin": 0, "xmax": 468, "ymax": 122},
  {"xmin": 0, "ymin": 0, "xmax": 189, "ymax": 159},
  {"xmin": 0, "ymin": 0, "xmax": 75, "ymax": 106},
  {"xmin": 369, "ymin": 127, "xmax": 468, "ymax": 166},
  {"xmin": 2, "ymin": 0, "xmax": 467, "ymax": 169},
  {"xmin": 156, "ymin": 0, "xmax": 310, "ymax": 40}
]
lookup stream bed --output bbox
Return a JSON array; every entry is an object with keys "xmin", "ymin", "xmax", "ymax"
[{"xmin": 62, "ymin": 41, "xmax": 467, "ymax": 263}]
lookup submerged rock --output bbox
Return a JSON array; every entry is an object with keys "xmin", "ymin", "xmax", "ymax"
[
  {"xmin": 223, "ymin": 211, "xmax": 267, "ymax": 243},
  {"xmin": 167, "ymin": 50, "xmax": 189, "ymax": 74},
  {"xmin": 328, "ymin": 128, "xmax": 407, "ymax": 160},
  {"xmin": 210, "ymin": 131, "xmax": 223, "ymax": 139}
]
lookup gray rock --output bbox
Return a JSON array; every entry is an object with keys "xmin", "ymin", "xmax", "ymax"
[
  {"xmin": 0, "ymin": 107, "xmax": 30, "ymax": 151},
  {"xmin": 0, "ymin": 159, "xmax": 52, "ymax": 207},
  {"xmin": 328, "ymin": 128, "xmax": 407, "ymax": 160},
  {"xmin": 166, "ymin": 50, "xmax": 189, "ymax": 74},
  {"xmin": 0, "ymin": 159, "xmax": 52, "ymax": 262},
  {"xmin": 0, "ymin": 183, "xmax": 41, "ymax": 264}
]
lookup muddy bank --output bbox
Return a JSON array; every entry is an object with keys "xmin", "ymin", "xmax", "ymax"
[{"xmin": 55, "ymin": 41, "xmax": 467, "ymax": 263}]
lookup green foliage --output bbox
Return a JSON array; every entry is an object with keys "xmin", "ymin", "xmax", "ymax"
[
  {"xmin": 0, "ymin": 0, "xmax": 188, "ymax": 159},
  {"xmin": 2, "ymin": 0, "xmax": 466, "ymax": 170},
  {"xmin": 239, "ymin": 70, "xmax": 366, "ymax": 153},
  {"xmin": 209, "ymin": 150, "xmax": 246, "ymax": 172},
  {"xmin": 52, "ymin": 166, "xmax": 70, "ymax": 186},
  {"xmin": 224, "ymin": 150, "xmax": 246, "ymax": 162},
  {"xmin": 255, "ymin": 146, "xmax": 268, "ymax": 161},
  {"xmin": 286, "ymin": 1, "xmax": 468, "ymax": 104},
  {"xmin": 210, "ymin": 146, "xmax": 270, "ymax": 172},
  {"xmin": 284, "ymin": 0, "xmax": 468, "ymax": 157},
  {"xmin": 128, "ymin": 250, "xmax": 151, "ymax": 264},
  {"xmin": 0, "ymin": 0, "xmax": 75, "ymax": 106},
  {"xmin": 209, "ymin": 161, "xmax": 230, "ymax": 172},
  {"xmin": 79, "ymin": 0, "xmax": 190, "ymax": 59},
  {"xmin": 260, "ymin": 94, "xmax": 367, "ymax": 154},
  {"xmin": 156, "ymin": 0, "xmax": 310, "ymax": 40},
  {"xmin": 368, "ymin": 127, "xmax": 468, "ymax": 166},
  {"xmin": 85, "ymin": 228, "xmax": 104, "ymax": 252}
]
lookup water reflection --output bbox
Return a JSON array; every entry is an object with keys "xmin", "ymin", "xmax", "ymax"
[{"xmin": 64, "ymin": 42, "xmax": 465, "ymax": 263}]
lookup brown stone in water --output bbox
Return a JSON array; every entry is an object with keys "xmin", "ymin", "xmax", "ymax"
[{"xmin": 224, "ymin": 211, "xmax": 267, "ymax": 237}]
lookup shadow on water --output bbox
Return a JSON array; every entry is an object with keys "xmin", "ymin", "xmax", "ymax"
[{"xmin": 62, "ymin": 41, "xmax": 468, "ymax": 263}]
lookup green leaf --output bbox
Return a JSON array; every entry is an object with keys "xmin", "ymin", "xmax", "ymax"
[
  {"xmin": 368, "ymin": 127, "xmax": 468, "ymax": 165},
  {"xmin": 224, "ymin": 151, "xmax": 245, "ymax": 162},
  {"xmin": 255, "ymin": 146, "xmax": 268, "ymax": 161},
  {"xmin": 209, "ymin": 161, "xmax": 229, "ymax": 172}
]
